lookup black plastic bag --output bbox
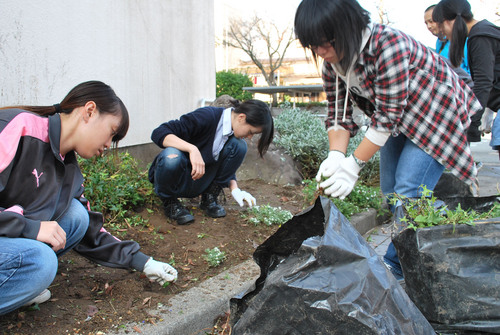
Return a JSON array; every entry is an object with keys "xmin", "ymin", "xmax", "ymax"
[
  {"xmin": 392, "ymin": 196, "xmax": 500, "ymax": 334},
  {"xmin": 230, "ymin": 197, "xmax": 435, "ymax": 334}
]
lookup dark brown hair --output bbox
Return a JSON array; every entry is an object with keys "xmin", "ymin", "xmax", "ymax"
[
  {"xmin": 234, "ymin": 99, "xmax": 274, "ymax": 157},
  {"xmin": 1, "ymin": 81, "xmax": 129, "ymax": 144}
]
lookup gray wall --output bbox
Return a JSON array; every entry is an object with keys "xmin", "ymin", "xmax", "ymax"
[{"xmin": 0, "ymin": 0, "xmax": 216, "ymax": 148}]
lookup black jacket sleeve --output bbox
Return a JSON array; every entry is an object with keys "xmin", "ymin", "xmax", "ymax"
[{"xmin": 73, "ymin": 207, "xmax": 150, "ymax": 272}]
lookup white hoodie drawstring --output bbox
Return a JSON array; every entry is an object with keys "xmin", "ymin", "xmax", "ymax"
[
  {"xmin": 335, "ymin": 75, "xmax": 339, "ymax": 127},
  {"xmin": 334, "ymin": 71, "xmax": 350, "ymax": 126},
  {"xmin": 343, "ymin": 74, "xmax": 350, "ymax": 123}
]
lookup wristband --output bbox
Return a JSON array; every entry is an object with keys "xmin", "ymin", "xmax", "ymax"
[
  {"xmin": 330, "ymin": 149, "xmax": 346, "ymax": 156},
  {"xmin": 353, "ymin": 154, "xmax": 367, "ymax": 169}
]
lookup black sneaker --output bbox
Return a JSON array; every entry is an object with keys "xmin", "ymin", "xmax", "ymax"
[
  {"xmin": 163, "ymin": 198, "xmax": 194, "ymax": 225},
  {"xmin": 200, "ymin": 183, "xmax": 226, "ymax": 218}
]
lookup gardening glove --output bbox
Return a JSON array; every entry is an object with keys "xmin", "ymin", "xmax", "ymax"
[
  {"xmin": 231, "ymin": 188, "xmax": 256, "ymax": 208},
  {"xmin": 143, "ymin": 257, "xmax": 178, "ymax": 285},
  {"xmin": 323, "ymin": 155, "xmax": 361, "ymax": 200},
  {"xmin": 316, "ymin": 150, "xmax": 345, "ymax": 182}
]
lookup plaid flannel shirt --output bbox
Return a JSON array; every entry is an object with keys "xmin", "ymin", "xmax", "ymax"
[{"xmin": 323, "ymin": 23, "xmax": 482, "ymax": 185}]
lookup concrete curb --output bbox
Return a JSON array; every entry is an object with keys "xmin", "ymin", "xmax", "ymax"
[{"xmin": 110, "ymin": 209, "xmax": 379, "ymax": 335}]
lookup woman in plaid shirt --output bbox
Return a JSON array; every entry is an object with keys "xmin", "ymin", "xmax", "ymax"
[{"xmin": 294, "ymin": 0, "xmax": 482, "ymax": 280}]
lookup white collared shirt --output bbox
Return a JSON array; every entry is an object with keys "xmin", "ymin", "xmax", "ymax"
[{"xmin": 212, "ymin": 107, "xmax": 234, "ymax": 160}]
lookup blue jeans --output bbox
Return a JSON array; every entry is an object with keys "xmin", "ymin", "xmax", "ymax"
[
  {"xmin": 490, "ymin": 110, "xmax": 500, "ymax": 150},
  {"xmin": 380, "ymin": 134, "xmax": 445, "ymax": 272},
  {"xmin": 152, "ymin": 136, "xmax": 247, "ymax": 200},
  {"xmin": 0, "ymin": 198, "xmax": 89, "ymax": 315}
]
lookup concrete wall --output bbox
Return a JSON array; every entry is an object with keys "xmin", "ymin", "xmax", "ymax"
[{"xmin": 0, "ymin": 0, "xmax": 215, "ymax": 147}]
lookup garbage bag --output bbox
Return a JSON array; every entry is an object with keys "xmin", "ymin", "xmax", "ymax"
[
  {"xmin": 230, "ymin": 197, "xmax": 435, "ymax": 334},
  {"xmin": 392, "ymin": 196, "xmax": 500, "ymax": 334}
]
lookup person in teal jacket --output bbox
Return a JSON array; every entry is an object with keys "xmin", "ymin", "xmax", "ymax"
[{"xmin": 425, "ymin": 4, "xmax": 470, "ymax": 74}]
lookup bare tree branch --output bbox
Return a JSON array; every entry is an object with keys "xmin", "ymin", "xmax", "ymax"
[{"xmin": 223, "ymin": 15, "xmax": 294, "ymax": 105}]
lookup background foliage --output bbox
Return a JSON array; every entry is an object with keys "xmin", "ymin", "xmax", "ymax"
[{"xmin": 216, "ymin": 70, "xmax": 253, "ymax": 101}]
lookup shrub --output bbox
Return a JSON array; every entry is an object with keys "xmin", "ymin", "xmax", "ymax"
[
  {"xmin": 274, "ymin": 104, "xmax": 380, "ymax": 185},
  {"xmin": 274, "ymin": 105, "xmax": 329, "ymax": 179},
  {"xmin": 216, "ymin": 71, "xmax": 253, "ymax": 101},
  {"xmin": 78, "ymin": 151, "xmax": 155, "ymax": 231}
]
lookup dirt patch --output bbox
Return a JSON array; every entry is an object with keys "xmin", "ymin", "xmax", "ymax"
[{"xmin": 0, "ymin": 179, "xmax": 307, "ymax": 335}]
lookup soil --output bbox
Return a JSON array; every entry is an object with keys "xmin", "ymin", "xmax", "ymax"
[{"xmin": 0, "ymin": 179, "xmax": 307, "ymax": 335}]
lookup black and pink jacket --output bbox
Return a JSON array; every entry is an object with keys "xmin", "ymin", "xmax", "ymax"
[{"xmin": 0, "ymin": 109, "xmax": 149, "ymax": 271}]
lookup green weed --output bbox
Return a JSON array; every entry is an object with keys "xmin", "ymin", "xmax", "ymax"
[
  {"xmin": 242, "ymin": 205, "xmax": 293, "ymax": 226},
  {"xmin": 203, "ymin": 247, "xmax": 226, "ymax": 267},
  {"xmin": 302, "ymin": 179, "xmax": 384, "ymax": 219},
  {"xmin": 391, "ymin": 185, "xmax": 499, "ymax": 230}
]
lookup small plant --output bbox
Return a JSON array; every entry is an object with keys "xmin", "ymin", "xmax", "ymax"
[
  {"xmin": 168, "ymin": 253, "xmax": 176, "ymax": 267},
  {"xmin": 391, "ymin": 185, "xmax": 499, "ymax": 231},
  {"xmin": 203, "ymin": 247, "xmax": 226, "ymax": 267},
  {"xmin": 242, "ymin": 205, "xmax": 293, "ymax": 226}
]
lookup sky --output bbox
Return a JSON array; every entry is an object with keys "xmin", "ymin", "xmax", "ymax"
[{"xmin": 216, "ymin": 0, "xmax": 499, "ymax": 49}]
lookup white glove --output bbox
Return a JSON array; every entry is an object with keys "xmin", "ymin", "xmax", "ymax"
[
  {"xmin": 315, "ymin": 150, "xmax": 345, "ymax": 182},
  {"xmin": 143, "ymin": 257, "xmax": 178, "ymax": 285},
  {"xmin": 231, "ymin": 188, "xmax": 256, "ymax": 207},
  {"xmin": 322, "ymin": 155, "xmax": 361, "ymax": 199}
]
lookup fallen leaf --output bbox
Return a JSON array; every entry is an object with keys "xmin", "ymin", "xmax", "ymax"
[
  {"xmin": 104, "ymin": 282, "xmax": 113, "ymax": 295},
  {"xmin": 86, "ymin": 305, "xmax": 99, "ymax": 317},
  {"xmin": 132, "ymin": 325, "xmax": 142, "ymax": 333},
  {"xmin": 142, "ymin": 297, "xmax": 152, "ymax": 305},
  {"xmin": 280, "ymin": 196, "xmax": 289, "ymax": 202},
  {"xmin": 187, "ymin": 258, "xmax": 196, "ymax": 266},
  {"xmin": 181, "ymin": 266, "xmax": 191, "ymax": 271}
]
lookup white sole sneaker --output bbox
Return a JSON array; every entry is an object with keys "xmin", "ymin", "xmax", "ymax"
[{"xmin": 23, "ymin": 289, "xmax": 51, "ymax": 306}]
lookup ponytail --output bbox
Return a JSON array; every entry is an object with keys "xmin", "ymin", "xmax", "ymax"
[{"xmin": 433, "ymin": 0, "xmax": 473, "ymax": 68}]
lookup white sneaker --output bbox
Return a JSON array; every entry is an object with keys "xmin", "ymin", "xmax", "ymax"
[{"xmin": 23, "ymin": 289, "xmax": 51, "ymax": 306}]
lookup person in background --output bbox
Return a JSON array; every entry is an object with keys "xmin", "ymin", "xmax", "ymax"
[
  {"xmin": 425, "ymin": 5, "xmax": 450, "ymax": 55},
  {"xmin": 148, "ymin": 99, "xmax": 274, "ymax": 225},
  {"xmin": 433, "ymin": 0, "xmax": 500, "ymax": 153},
  {"xmin": 294, "ymin": 0, "xmax": 482, "ymax": 280},
  {"xmin": 0, "ymin": 81, "xmax": 177, "ymax": 315},
  {"xmin": 425, "ymin": 4, "xmax": 470, "ymax": 74}
]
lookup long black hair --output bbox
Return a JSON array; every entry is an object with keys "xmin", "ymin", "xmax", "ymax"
[
  {"xmin": 233, "ymin": 99, "xmax": 274, "ymax": 157},
  {"xmin": 294, "ymin": 0, "xmax": 371, "ymax": 71},
  {"xmin": 1, "ymin": 81, "xmax": 129, "ymax": 144},
  {"xmin": 432, "ymin": 0, "xmax": 473, "ymax": 68}
]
